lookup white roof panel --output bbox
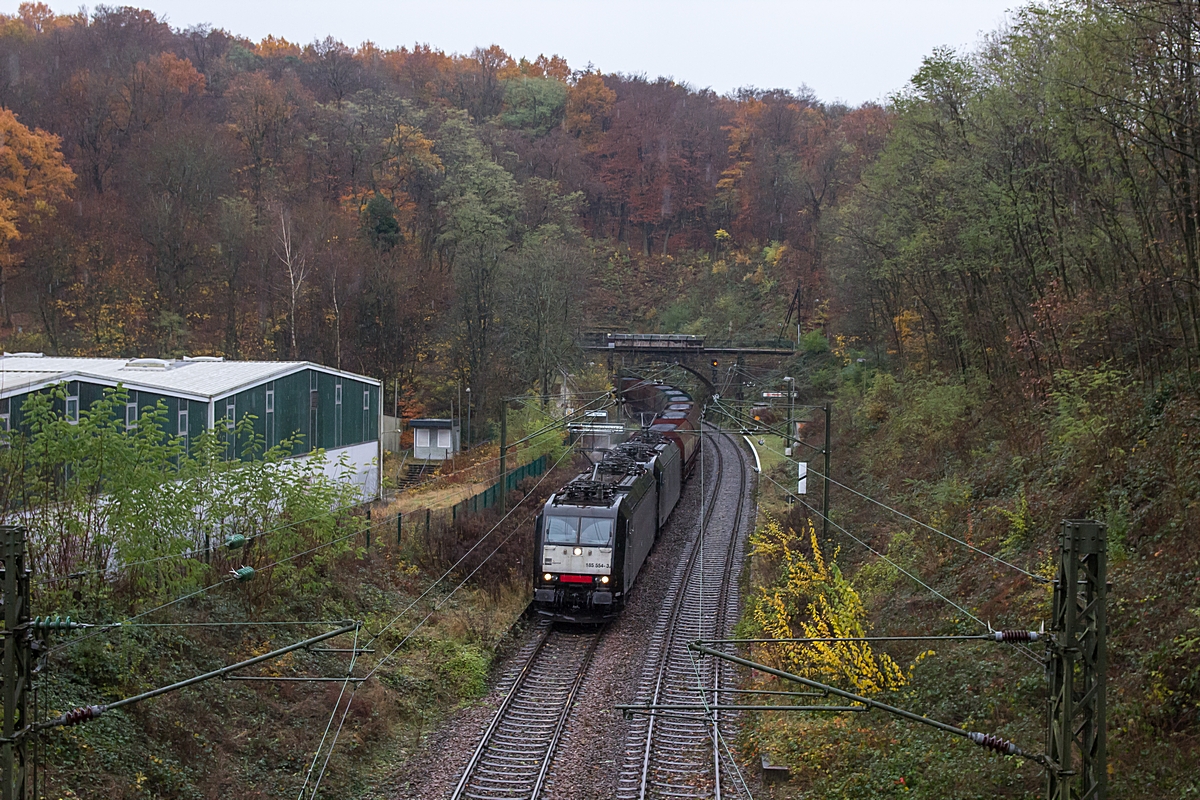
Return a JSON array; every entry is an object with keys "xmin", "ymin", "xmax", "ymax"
[
  {"xmin": 0, "ymin": 370, "xmax": 64, "ymax": 395},
  {"xmin": 0, "ymin": 356, "xmax": 378, "ymax": 400},
  {"xmin": 1, "ymin": 356, "xmax": 125, "ymax": 373}
]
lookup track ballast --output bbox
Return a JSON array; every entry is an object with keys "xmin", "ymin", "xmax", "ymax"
[{"xmin": 616, "ymin": 425, "xmax": 755, "ymax": 800}]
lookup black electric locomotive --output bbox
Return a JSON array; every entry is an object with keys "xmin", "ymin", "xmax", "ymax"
[{"xmin": 532, "ymin": 377, "xmax": 701, "ymax": 621}]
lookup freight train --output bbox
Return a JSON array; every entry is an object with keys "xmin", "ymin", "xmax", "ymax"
[{"xmin": 532, "ymin": 378, "xmax": 701, "ymax": 620}]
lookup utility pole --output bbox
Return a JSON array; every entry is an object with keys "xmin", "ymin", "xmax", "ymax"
[
  {"xmin": 1046, "ymin": 519, "xmax": 1107, "ymax": 800},
  {"xmin": 466, "ymin": 387, "xmax": 472, "ymax": 450},
  {"xmin": 1, "ymin": 525, "xmax": 30, "ymax": 800},
  {"xmin": 822, "ymin": 403, "xmax": 831, "ymax": 542},
  {"xmin": 783, "ymin": 377, "xmax": 794, "ymax": 457},
  {"xmin": 498, "ymin": 407, "xmax": 508, "ymax": 514}
]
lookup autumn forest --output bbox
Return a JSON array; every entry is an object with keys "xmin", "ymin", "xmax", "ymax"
[
  {"xmin": 0, "ymin": 3, "xmax": 890, "ymax": 421},
  {"xmin": 4, "ymin": 1, "xmax": 1200, "ymax": 796}
]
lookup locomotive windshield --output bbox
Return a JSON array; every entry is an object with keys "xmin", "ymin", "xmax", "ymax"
[
  {"xmin": 580, "ymin": 518, "xmax": 613, "ymax": 546},
  {"xmin": 544, "ymin": 515, "xmax": 614, "ymax": 546}
]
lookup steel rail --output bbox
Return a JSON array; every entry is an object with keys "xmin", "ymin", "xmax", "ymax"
[
  {"xmin": 530, "ymin": 627, "xmax": 605, "ymax": 798},
  {"xmin": 710, "ymin": 425, "xmax": 751, "ymax": 800},
  {"xmin": 635, "ymin": 431, "xmax": 725, "ymax": 800},
  {"xmin": 624, "ymin": 424, "xmax": 753, "ymax": 800},
  {"xmin": 449, "ymin": 622, "xmax": 553, "ymax": 800},
  {"xmin": 449, "ymin": 622, "xmax": 604, "ymax": 800}
]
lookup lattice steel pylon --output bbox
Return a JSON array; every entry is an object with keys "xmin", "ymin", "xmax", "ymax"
[
  {"xmin": 0, "ymin": 525, "xmax": 31, "ymax": 800},
  {"xmin": 1046, "ymin": 520, "xmax": 1107, "ymax": 800}
]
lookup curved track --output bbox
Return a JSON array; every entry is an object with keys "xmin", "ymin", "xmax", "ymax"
[
  {"xmin": 616, "ymin": 424, "xmax": 755, "ymax": 800},
  {"xmin": 450, "ymin": 622, "xmax": 604, "ymax": 800},
  {"xmin": 447, "ymin": 422, "xmax": 754, "ymax": 800}
]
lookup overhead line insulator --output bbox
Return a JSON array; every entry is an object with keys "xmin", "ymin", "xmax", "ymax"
[{"xmin": 968, "ymin": 732, "xmax": 1027, "ymax": 757}]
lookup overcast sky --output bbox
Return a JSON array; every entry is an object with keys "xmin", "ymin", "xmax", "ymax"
[{"xmin": 30, "ymin": 1, "xmax": 1022, "ymax": 104}]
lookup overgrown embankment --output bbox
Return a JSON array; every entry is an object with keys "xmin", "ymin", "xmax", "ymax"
[
  {"xmin": 735, "ymin": 364, "xmax": 1200, "ymax": 798},
  {"xmin": 6, "ymin": 387, "xmax": 581, "ymax": 799}
]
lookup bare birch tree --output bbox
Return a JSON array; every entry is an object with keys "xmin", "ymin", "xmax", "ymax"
[{"xmin": 274, "ymin": 206, "xmax": 308, "ymax": 358}]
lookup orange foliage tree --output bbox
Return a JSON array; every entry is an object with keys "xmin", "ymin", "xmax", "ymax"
[{"xmin": 0, "ymin": 107, "xmax": 74, "ymax": 322}]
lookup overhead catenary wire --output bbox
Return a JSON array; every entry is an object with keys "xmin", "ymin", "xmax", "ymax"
[
  {"xmin": 754, "ymin": 467, "xmax": 984, "ymax": 627},
  {"xmin": 296, "ymin": 625, "xmax": 362, "ymax": 800},
  {"xmin": 48, "ymin": 525, "xmax": 366, "ymax": 656},
  {"xmin": 707, "ymin": 400, "xmax": 1045, "ymax": 584},
  {"xmin": 42, "ymin": 374, "xmax": 602, "ymax": 660},
  {"xmin": 362, "ymin": 441, "xmax": 578, "ymax": 649},
  {"xmin": 755, "ymin": 468, "xmax": 1042, "ymax": 666},
  {"xmin": 703, "ymin": 633, "xmax": 1040, "ymax": 644},
  {"xmin": 303, "ymin": 444, "xmax": 578, "ymax": 797},
  {"xmin": 35, "ymin": 393, "xmax": 609, "ymax": 587},
  {"xmin": 112, "ymin": 620, "xmax": 356, "ymax": 628},
  {"xmin": 686, "ymin": 646, "xmax": 756, "ymax": 800},
  {"xmin": 710, "ymin": 400, "xmax": 1041, "ymax": 582},
  {"xmin": 689, "ymin": 642, "xmax": 1045, "ymax": 764},
  {"xmin": 33, "ymin": 622, "xmax": 362, "ymax": 734}
]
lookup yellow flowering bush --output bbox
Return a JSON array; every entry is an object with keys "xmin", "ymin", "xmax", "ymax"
[{"xmin": 748, "ymin": 516, "xmax": 924, "ymax": 694}]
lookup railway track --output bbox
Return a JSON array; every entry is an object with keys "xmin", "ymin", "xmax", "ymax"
[
  {"xmin": 449, "ymin": 621, "xmax": 604, "ymax": 800},
  {"xmin": 616, "ymin": 424, "xmax": 754, "ymax": 800},
  {"xmin": 447, "ymin": 422, "xmax": 753, "ymax": 800}
]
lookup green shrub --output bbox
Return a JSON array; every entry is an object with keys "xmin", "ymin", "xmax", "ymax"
[
  {"xmin": 800, "ymin": 329, "xmax": 830, "ymax": 354},
  {"xmin": 437, "ymin": 640, "xmax": 489, "ymax": 699}
]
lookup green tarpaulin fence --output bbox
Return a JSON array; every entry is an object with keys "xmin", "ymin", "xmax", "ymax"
[{"xmin": 456, "ymin": 454, "xmax": 549, "ymax": 516}]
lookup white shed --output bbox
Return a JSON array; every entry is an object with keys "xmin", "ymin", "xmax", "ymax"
[{"xmin": 409, "ymin": 418, "xmax": 460, "ymax": 460}]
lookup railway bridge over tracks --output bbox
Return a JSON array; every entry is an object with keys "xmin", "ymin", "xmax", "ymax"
[{"xmin": 580, "ymin": 332, "xmax": 796, "ymax": 396}]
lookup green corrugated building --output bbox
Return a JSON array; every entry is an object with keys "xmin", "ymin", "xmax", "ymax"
[{"xmin": 0, "ymin": 354, "xmax": 382, "ymax": 499}]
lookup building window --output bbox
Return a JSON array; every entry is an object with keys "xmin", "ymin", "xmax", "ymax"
[
  {"xmin": 65, "ymin": 395, "xmax": 79, "ymax": 424},
  {"xmin": 414, "ymin": 428, "xmax": 430, "ymax": 448},
  {"xmin": 362, "ymin": 389, "xmax": 370, "ymax": 411},
  {"xmin": 226, "ymin": 398, "xmax": 236, "ymax": 430},
  {"xmin": 309, "ymin": 370, "xmax": 319, "ymax": 443},
  {"xmin": 437, "ymin": 428, "xmax": 451, "ymax": 449},
  {"xmin": 264, "ymin": 385, "xmax": 275, "ymax": 448},
  {"xmin": 125, "ymin": 402, "xmax": 138, "ymax": 432},
  {"xmin": 178, "ymin": 406, "xmax": 189, "ymax": 437},
  {"xmin": 333, "ymin": 382, "xmax": 343, "ymax": 448}
]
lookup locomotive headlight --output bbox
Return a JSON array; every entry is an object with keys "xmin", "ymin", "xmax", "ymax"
[
  {"xmin": 543, "ymin": 573, "xmax": 553, "ymax": 582},
  {"xmin": 573, "ymin": 547, "xmax": 583, "ymax": 556},
  {"xmin": 600, "ymin": 575, "xmax": 610, "ymax": 584}
]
